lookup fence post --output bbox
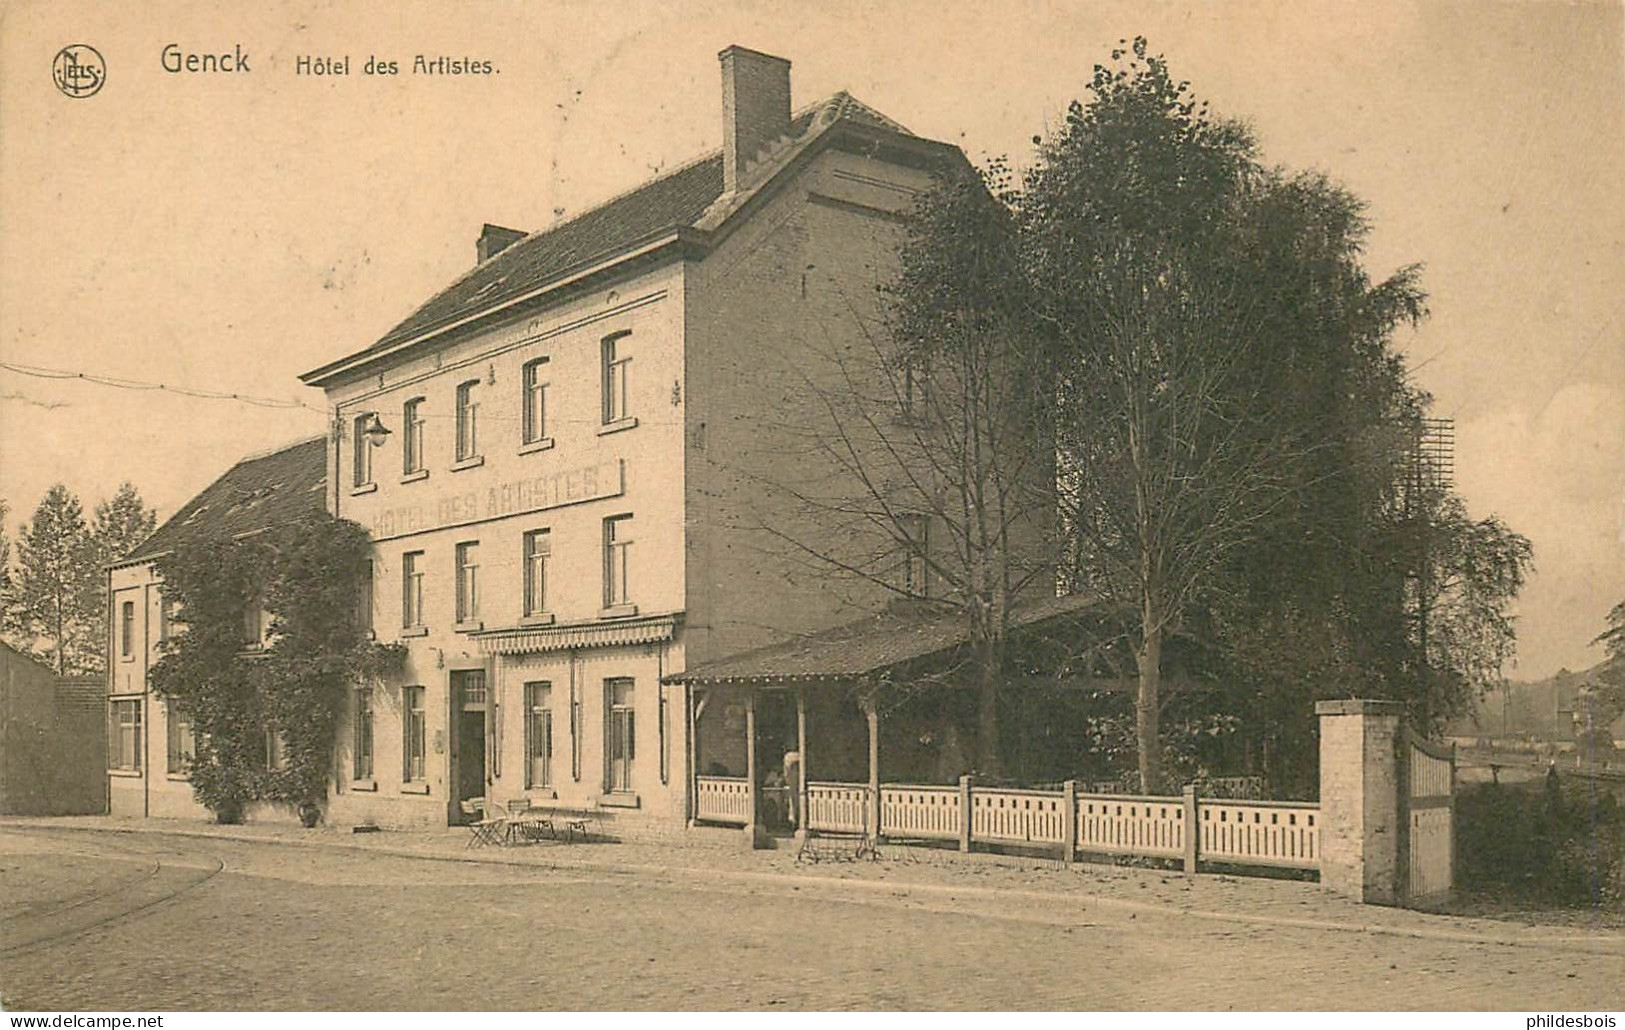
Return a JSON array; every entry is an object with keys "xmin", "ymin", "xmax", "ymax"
[
  {"xmin": 1182, "ymin": 783, "xmax": 1199, "ymax": 874},
  {"xmin": 1062, "ymin": 779, "xmax": 1078, "ymax": 866},
  {"xmin": 958, "ymin": 774, "xmax": 973, "ymax": 853}
]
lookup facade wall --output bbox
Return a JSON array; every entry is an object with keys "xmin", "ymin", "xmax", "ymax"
[
  {"xmin": 686, "ymin": 146, "xmax": 962, "ymax": 667},
  {"xmin": 323, "ymin": 261, "xmax": 690, "ymax": 830}
]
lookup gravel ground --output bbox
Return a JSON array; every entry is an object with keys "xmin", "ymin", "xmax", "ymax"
[{"xmin": 1, "ymin": 822, "xmax": 1621, "ymax": 1011}]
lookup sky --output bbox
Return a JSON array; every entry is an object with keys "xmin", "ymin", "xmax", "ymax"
[{"xmin": 1, "ymin": 0, "xmax": 1621, "ymax": 679}]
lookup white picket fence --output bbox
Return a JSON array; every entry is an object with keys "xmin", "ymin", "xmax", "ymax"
[{"xmin": 697, "ymin": 774, "xmax": 1320, "ymax": 874}]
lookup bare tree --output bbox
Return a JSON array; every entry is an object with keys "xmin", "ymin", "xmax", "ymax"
[{"xmin": 728, "ymin": 165, "xmax": 1058, "ymax": 777}]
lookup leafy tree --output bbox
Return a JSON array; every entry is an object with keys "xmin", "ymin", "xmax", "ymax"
[
  {"xmin": 1025, "ymin": 39, "xmax": 1314, "ymax": 791},
  {"xmin": 0, "ymin": 497, "xmax": 14, "ymax": 639},
  {"xmin": 150, "ymin": 510, "xmax": 402, "ymax": 822},
  {"xmin": 1023, "ymin": 38, "xmax": 1528, "ymax": 790},
  {"xmin": 12, "ymin": 485, "xmax": 99, "ymax": 675},
  {"xmin": 90, "ymin": 482, "xmax": 156, "ymax": 569}
]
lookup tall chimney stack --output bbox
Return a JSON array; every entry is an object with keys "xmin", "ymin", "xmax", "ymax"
[{"xmin": 719, "ymin": 45, "xmax": 791, "ymax": 194}]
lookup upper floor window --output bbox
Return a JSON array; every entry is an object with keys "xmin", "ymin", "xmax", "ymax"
[
  {"xmin": 455, "ymin": 380, "xmax": 481, "ymax": 461},
  {"xmin": 523, "ymin": 529, "xmax": 551, "ymax": 617},
  {"xmin": 455, "ymin": 541, "xmax": 480, "ymax": 624},
  {"xmin": 900, "ymin": 353, "xmax": 930, "ymax": 422},
  {"xmin": 358, "ymin": 560, "xmax": 374, "ymax": 635},
  {"xmin": 602, "ymin": 332, "xmax": 632, "ymax": 425},
  {"xmin": 157, "ymin": 592, "xmax": 170, "ymax": 646},
  {"xmin": 402, "ymin": 551, "xmax": 425, "ymax": 629},
  {"xmin": 603, "ymin": 514, "xmax": 633, "ymax": 610},
  {"xmin": 898, "ymin": 514, "xmax": 930, "ymax": 597},
  {"xmin": 522, "ymin": 358, "xmax": 551, "ymax": 445},
  {"xmin": 402, "ymin": 397, "xmax": 426, "ymax": 475},
  {"xmin": 352, "ymin": 413, "xmax": 374, "ymax": 487},
  {"xmin": 120, "ymin": 600, "xmax": 135, "ymax": 658}
]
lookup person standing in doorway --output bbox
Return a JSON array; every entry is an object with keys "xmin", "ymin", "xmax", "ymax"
[{"xmin": 782, "ymin": 746, "xmax": 802, "ymax": 829}]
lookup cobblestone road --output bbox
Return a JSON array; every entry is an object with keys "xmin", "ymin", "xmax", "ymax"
[{"xmin": 1, "ymin": 826, "xmax": 1620, "ymax": 1011}]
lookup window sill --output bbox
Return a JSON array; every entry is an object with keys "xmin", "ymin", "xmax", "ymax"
[
  {"xmin": 597, "ymin": 417, "xmax": 638, "ymax": 437},
  {"xmin": 400, "ymin": 468, "xmax": 429, "ymax": 485},
  {"xmin": 454, "ymin": 619, "xmax": 484, "ymax": 634},
  {"xmin": 119, "ymin": 654, "xmax": 134, "ymax": 664},
  {"xmin": 166, "ymin": 772, "xmax": 191, "ymax": 783},
  {"xmin": 400, "ymin": 626, "xmax": 429, "ymax": 638},
  {"xmin": 519, "ymin": 612, "xmax": 556, "ymax": 628},
  {"xmin": 450, "ymin": 455, "xmax": 485, "ymax": 472},
  {"xmin": 599, "ymin": 604, "xmax": 639, "ymax": 620},
  {"xmin": 526, "ymin": 789, "xmax": 559, "ymax": 802},
  {"xmin": 350, "ymin": 482, "xmax": 379, "ymax": 496},
  {"xmin": 600, "ymin": 793, "xmax": 640, "ymax": 809},
  {"xmin": 108, "ymin": 769, "xmax": 142, "ymax": 778},
  {"xmin": 350, "ymin": 779, "xmax": 378, "ymax": 793},
  {"xmin": 400, "ymin": 782, "xmax": 430, "ymax": 795},
  {"xmin": 236, "ymin": 647, "xmax": 269, "ymax": 660},
  {"xmin": 518, "ymin": 437, "xmax": 556, "ymax": 456}
]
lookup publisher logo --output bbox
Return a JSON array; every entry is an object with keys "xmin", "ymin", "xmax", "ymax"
[{"xmin": 53, "ymin": 44, "xmax": 105, "ymax": 98}]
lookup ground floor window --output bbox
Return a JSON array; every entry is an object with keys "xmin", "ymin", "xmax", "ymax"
[
  {"xmin": 109, "ymin": 698, "xmax": 141, "ymax": 772},
  {"xmin": 526, "ymin": 681, "xmax": 552, "ymax": 789},
  {"xmin": 607, "ymin": 678, "xmax": 635, "ymax": 793},
  {"xmin": 403, "ymin": 685, "xmax": 426, "ymax": 782},
  {"xmin": 166, "ymin": 702, "xmax": 194, "ymax": 775},
  {"xmin": 353, "ymin": 687, "xmax": 374, "ymax": 781}
]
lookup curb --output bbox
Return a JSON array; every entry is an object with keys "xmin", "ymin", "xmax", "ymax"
[{"xmin": 5, "ymin": 818, "xmax": 1623, "ymax": 955}]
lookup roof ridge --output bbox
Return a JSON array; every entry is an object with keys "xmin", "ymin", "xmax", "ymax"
[{"xmin": 231, "ymin": 432, "xmax": 328, "ymax": 465}]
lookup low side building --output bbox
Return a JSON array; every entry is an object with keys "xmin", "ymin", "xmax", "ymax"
[{"xmin": 1, "ymin": 642, "xmax": 106, "ymax": 815}]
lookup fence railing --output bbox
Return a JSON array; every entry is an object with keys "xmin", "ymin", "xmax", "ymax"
[
  {"xmin": 971, "ymin": 787, "xmax": 1066, "ymax": 845},
  {"xmin": 1197, "ymin": 799, "xmax": 1320, "ymax": 869},
  {"xmin": 694, "ymin": 773, "xmax": 1319, "ymax": 874},
  {"xmin": 1076, "ymin": 794, "xmax": 1185, "ymax": 859},
  {"xmin": 880, "ymin": 784, "xmax": 961, "ymax": 841},
  {"xmin": 805, "ymin": 781, "xmax": 868, "ymax": 834},
  {"xmin": 694, "ymin": 775, "xmax": 750, "ymax": 826}
]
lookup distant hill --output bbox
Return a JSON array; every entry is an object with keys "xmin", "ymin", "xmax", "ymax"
[{"xmin": 1450, "ymin": 661, "xmax": 1620, "ymax": 741}]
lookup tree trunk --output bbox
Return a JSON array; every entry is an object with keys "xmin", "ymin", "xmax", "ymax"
[
  {"xmin": 1135, "ymin": 624, "xmax": 1162, "ymax": 794},
  {"xmin": 974, "ymin": 639, "xmax": 1002, "ymax": 779}
]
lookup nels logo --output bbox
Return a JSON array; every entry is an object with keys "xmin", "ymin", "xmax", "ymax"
[{"xmin": 53, "ymin": 44, "xmax": 106, "ymax": 98}]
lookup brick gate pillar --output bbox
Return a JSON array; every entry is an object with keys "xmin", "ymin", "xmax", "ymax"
[{"xmin": 1316, "ymin": 699, "xmax": 1403, "ymax": 905}]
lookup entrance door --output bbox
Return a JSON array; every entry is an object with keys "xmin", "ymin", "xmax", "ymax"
[{"xmin": 452, "ymin": 670, "xmax": 487, "ymax": 815}]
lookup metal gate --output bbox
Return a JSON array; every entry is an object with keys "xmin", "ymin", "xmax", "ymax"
[{"xmin": 1402, "ymin": 732, "xmax": 1455, "ymax": 902}]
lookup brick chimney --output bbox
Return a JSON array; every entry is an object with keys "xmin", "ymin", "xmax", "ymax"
[
  {"xmin": 719, "ymin": 45, "xmax": 791, "ymax": 194},
  {"xmin": 477, "ymin": 223, "xmax": 526, "ymax": 264}
]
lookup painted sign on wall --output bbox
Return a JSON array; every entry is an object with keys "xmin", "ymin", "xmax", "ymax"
[{"xmin": 366, "ymin": 459, "xmax": 625, "ymax": 541}]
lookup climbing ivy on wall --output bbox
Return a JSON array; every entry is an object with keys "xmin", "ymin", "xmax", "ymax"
[{"xmin": 149, "ymin": 512, "xmax": 403, "ymax": 823}]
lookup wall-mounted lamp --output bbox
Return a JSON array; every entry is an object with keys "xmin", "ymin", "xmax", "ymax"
[{"xmin": 362, "ymin": 413, "xmax": 392, "ymax": 447}]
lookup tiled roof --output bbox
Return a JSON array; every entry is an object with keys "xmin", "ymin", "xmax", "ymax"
[
  {"xmin": 123, "ymin": 436, "xmax": 328, "ymax": 565},
  {"xmin": 666, "ymin": 593, "xmax": 1102, "ymax": 685},
  {"xmin": 318, "ymin": 93, "xmax": 920, "ymax": 374}
]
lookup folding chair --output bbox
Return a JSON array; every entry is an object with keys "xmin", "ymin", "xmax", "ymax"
[
  {"xmin": 505, "ymin": 797, "xmax": 549, "ymax": 844},
  {"xmin": 461, "ymin": 797, "xmax": 506, "ymax": 848}
]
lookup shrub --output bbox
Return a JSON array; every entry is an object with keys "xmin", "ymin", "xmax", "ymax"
[{"xmin": 1456, "ymin": 771, "xmax": 1624, "ymax": 910}]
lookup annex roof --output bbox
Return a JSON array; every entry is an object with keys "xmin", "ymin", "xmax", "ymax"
[
  {"xmin": 301, "ymin": 92, "xmax": 946, "ymax": 386},
  {"xmin": 665, "ymin": 592, "xmax": 1103, "ymax": 686},
  {"xmin": 120, "ymin": 436, "xmax": 328, "ymax": 566}
]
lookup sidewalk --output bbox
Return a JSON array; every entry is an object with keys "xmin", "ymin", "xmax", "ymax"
[{"xmin": 6, "ymin": 813, "xmax": 1622, "ymax": 955}]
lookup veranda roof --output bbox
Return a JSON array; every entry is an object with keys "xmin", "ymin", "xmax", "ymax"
[{"xmin": 664, "ymin": 593, "xmax": 1102, "ymax": 686}]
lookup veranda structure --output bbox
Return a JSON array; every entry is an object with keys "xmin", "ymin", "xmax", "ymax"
[{"xmin": 668, "ymin": 593, "xmax": 1105, "ymax": 842}]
